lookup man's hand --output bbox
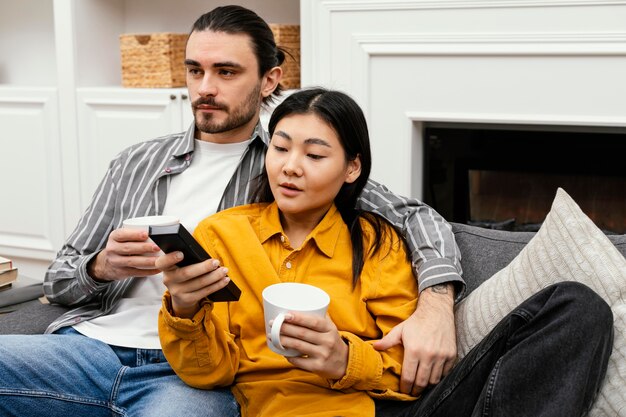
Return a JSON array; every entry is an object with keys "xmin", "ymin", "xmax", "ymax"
[
  {"xmin": 156, "ymin": 251, "xmax": 230, "ymax": 319},
  {"xmin": 88, "ymin": 228, "xmax": 162, "ymax": 282},
  {"xmin": 373, "ymin": 283, "xmax": 457, "ymax": 396}
]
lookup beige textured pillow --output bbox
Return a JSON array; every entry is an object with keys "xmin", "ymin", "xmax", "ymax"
[{"xmin": 455, "ymin": 188, "xmax": 626, "ymax": 417}]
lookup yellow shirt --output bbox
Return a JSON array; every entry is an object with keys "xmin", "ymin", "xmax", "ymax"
[{"xmin": 159, "ymin": 203, "xmax": 418, "ymax": 417}]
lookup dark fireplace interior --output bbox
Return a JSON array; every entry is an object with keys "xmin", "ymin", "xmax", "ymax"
[{"xmin": 422, "ymin": 123, "xmax": 626, "ymax": 234}]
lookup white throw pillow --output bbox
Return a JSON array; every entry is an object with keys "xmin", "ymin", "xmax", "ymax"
[{"xmin": 455, "ymin": 188, "xmax": 626, "ymax": 417}]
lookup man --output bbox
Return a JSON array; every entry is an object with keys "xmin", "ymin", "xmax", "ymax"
[{"xmin": 0, "ymin": 6, "xmax": 461, "ymax": 416}]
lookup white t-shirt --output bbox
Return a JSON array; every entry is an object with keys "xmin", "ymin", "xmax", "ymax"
[{"xmin": 73, "ymin": 138, "xmax": 251, "ymax": 348}]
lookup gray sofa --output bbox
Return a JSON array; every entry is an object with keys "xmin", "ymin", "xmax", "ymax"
[{"xmin": 1, "ymin": 222, "xmax": 625, "ymax": 335}]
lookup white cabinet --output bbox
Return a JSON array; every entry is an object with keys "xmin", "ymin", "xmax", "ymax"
[
  {"xmin": 76, "ymin": 88, "xmax": 193, "ymax": 207},
  {"xmin": 0, "ymin": 88, "xmax": 65, "ymax": 264},
  {"xmin": 0, "ymin": 0, "xmax": 299, "ymax": 279}
]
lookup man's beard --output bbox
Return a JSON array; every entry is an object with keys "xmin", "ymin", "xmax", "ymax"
[{"xmin": 193, "ymin": 83, "xmax": 262, "ymax": 134}]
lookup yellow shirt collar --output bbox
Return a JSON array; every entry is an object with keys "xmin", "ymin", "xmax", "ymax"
[{"xmin": 258, "ymin": 202, "xmax": 344, "ymax": 258}]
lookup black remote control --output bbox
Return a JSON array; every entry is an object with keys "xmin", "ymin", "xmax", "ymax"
[{"xmin": 149, "ymin": 223, "xmax": 241, "ymax": 302}]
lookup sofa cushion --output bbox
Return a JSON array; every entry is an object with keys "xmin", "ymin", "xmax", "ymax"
[
  {"xmin": 451, "ymin": 223, "xmax": 534, "ymax": 295},
  {"xmin": 454, "ymin": 188, "xmax": 626, "ymax": 417},
  {"xmin": 452, "ymin": 222, "xmax": 626, "ymax": 297},
  {"xmin": 0, "ymin": 300, "xmax": 69, "ymax": 334}
]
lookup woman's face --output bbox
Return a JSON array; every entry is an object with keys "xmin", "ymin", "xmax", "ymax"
[{"xmin": 266, "ymin": 113, "xmax": 361, "ymax": 223}]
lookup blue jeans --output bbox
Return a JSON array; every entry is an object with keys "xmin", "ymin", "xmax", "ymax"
[
  {"xmin": 0, "ymin": 328, "xmax": 238, "ymax": 417},
  {"xmin": 376, "ymin": 282, "xmax": 614, "ymax": 417},
  {"xmin": 0, "ymin": 282, "xmax": 612, "ymax": 416}
]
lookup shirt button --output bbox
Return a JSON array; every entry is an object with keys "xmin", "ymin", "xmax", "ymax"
[
  {"xmin": 280, "ymin": 235, "xmax": 285, "ymax": 243},
  {"xmin": 164, "ymin": 167, "xmax": 172, "ymax": 173},
  {"xmin": 285, "ymin": 261, "xmax": 292, "ymax": 269}
]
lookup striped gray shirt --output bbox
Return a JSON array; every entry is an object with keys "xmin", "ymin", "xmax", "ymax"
[{"xmin": 43, "ymin": 122, "xmax": 463, "ymax": 334}]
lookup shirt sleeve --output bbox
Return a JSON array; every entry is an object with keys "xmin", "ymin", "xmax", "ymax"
[
  {"xmin": 329, "ymin": 226, "xmax": 418, "ymax": 401},
  {"xmin": 43, "ymin": 157, "xmax": 120, "ymax": 305},
  {"xmin": 356, "ymin": 178, "xmax": 465, "ymax": 299},
  {"xmin": 157, "ymin": 222, "xmax": 240, "ymax": 389},
  {"xmin": 158, "ymin": 293, "xmax": 239, "ymax": 389}
]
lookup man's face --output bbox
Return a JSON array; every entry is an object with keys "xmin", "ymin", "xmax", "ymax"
[{"xmin": 185, "ymin": 30, "xmax": 264, "ymax": 143}]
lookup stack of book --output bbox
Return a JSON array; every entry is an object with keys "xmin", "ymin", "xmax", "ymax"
[
  {"xmin": 0, "ymin": 256, "xmax": 45, "ymax": 310},
  {"xmin": 0, "ymin": 255, "xmax": 18, "ymax": 291}
]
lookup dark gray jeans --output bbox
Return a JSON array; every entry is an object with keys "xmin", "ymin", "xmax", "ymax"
[{"xmin": 376, "ymin": 281, "xmax": 614, "ymax": 417}]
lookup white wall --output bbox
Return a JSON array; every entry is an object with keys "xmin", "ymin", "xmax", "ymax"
[
  {"xmin": 301, "ymin": 0, "xmax": 626, "ymax": 198},
  {"xmin": 0, "ymin": 0, "xmax": 57, "ymax": 85},
  {"xmin": 124, "ymin": 0, "xmax": 299, "ymax": 33}
]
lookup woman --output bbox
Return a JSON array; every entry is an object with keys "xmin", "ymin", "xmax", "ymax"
[
  {"xmin": 157, "ymin": 88, "xmax": 418, "ymax": 417},
  {"xmin": 156, "ymin": 88, "xmax": 612, "ymax": 417}
]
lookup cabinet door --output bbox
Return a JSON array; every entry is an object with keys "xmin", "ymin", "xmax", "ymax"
[
  {"xmin": 0, "ymin": 87, "xmax": 65, "ymax": 262},
  {"xmin": 181, "ymin": 93, "xmax": 194, "ymax": 129},
  {"xmin": 76, "ymin": 88, "xmax": 192, "ymax": 209}
]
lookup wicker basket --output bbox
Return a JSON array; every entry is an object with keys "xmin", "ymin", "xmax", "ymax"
[
  {"xmin": 270, "ymin": 24, "xmax": 300, "ymax": 90},
  {"xmin": 120, "ymin": 33, "xmax": 187, "ymax": 88}
]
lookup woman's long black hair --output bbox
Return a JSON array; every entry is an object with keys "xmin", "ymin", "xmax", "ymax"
[{"xmin": 254, "ymin": 88, "xmax": 394, "ymax": 287}]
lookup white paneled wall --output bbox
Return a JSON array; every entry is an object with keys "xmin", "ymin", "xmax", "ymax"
[{"xmin": 301, "ymin": 0, "xmax": 626, "ymax": 197}]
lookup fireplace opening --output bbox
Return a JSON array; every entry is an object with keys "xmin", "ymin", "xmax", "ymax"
[{"xmin": 422, "ymin": 123, "xmax": 626, "ymax": 234}]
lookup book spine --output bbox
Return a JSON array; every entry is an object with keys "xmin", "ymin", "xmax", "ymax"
[{"xmin": 0, "ymin": 256, "xmax": 13, "ymax": 271}]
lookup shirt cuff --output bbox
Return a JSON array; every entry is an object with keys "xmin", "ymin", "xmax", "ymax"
[
  {"xmin": 329, "ymin": 332, "xmax": 382, "ymax": 391},
  {"xmin": 417, "ymin": 258, "xmax": 465, "ymax": 301},
  {"xmin": 160, "ymin": 292, "xmax": 212, "ymax": 340},
  {"xmin": 76, "ymin": 251, "xmax": 112, "ymax": 292}
]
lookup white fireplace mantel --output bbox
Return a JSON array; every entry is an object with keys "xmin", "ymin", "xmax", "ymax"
[{"xmin": 300, "ymin": 0, "xmax": 626, "ymax": 198}]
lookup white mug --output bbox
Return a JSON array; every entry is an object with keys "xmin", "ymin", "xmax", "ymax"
[
  {"xmin": 122, "ymin": 215, "xmax": 180, "ymax": 265},
  {"xmin": 262, "ymin": 283, "xmax": 330, "ymax": 357}
]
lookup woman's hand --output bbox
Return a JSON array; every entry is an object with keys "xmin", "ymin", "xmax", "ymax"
[
  {"xmin": 274, "ymin": 312, "xmax": 349, "ymax": 380},
  {"xmin": 155, "ymin": 251, "xmax": 230, "ymax": 319}
]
